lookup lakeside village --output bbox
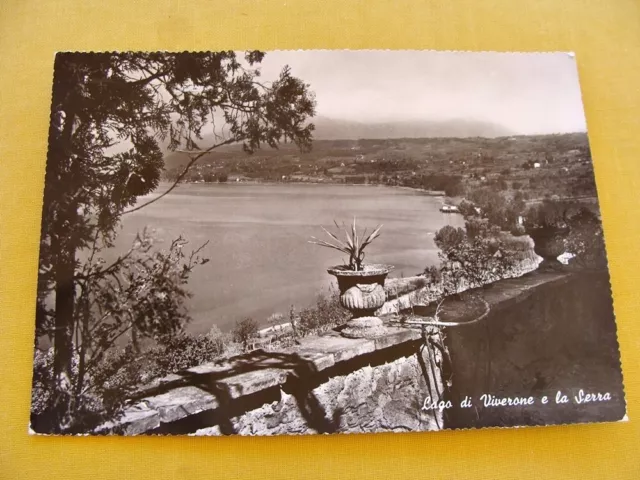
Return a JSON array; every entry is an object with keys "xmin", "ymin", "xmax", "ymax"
[{"xmin": 164, "ymin": 133, "xmax": 597, "ymax": 208}]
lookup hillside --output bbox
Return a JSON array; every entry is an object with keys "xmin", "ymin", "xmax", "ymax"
[
  {"xmin": 163, "ymin": 117, "xmax": 514, "ymax": 169},
  {"xmin": 161, "ymin": 132, "xmax": 595, "ymax": 204}
]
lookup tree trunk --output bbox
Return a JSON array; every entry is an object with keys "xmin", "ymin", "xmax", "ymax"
[
  {"xmin": 53, "ymin": 246, "xmax": 76, "ymax": 391},
  {"xmin": 51, "ymin": 106, "xmax": 78, "ymax": 392}
]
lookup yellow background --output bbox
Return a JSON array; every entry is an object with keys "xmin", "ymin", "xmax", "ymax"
[{"xmin": 1, "ymin": 0, "xmax": 639, "ymax": 478}]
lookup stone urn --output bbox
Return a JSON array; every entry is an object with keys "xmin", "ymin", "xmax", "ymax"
[
  {"xmin": 327, "ymin": 264, "xmax": 394, "ymax": 338},
  {"xmin": 528, "ymin": 226, "xmax": 570, "ymax": 267}
]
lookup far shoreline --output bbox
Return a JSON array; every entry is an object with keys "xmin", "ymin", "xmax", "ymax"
[{"xmin": 152, "ymin": 180, "xmax": 448, "ymax": 198}]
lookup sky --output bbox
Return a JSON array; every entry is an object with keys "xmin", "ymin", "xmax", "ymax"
[{"xmin": 255, "ymin": 50, "xmax": 587, "ymax": 135}]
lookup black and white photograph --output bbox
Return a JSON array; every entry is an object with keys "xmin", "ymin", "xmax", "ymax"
[{"xmin": 31, "ymin": 50, "xmax": 626, "ymax": 436}]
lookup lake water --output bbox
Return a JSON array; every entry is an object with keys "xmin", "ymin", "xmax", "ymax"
[{"xmin": 112, "ymin": 183, "xmax": 464, "ymax": 334}]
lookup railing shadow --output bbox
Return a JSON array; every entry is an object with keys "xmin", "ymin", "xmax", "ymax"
[{"xmin": 134, "ymin": 349, "xmax": 342, "ymax": 435}]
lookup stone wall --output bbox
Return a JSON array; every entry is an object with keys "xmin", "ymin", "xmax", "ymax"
[
  {"xmin": 443, "ymin": 270, "xmax": 626, "ymax": 428},
  {"xmin": 98, "ymin": 325, "xmax": 444, "ymax": 435},
  {"xmin": 100, "ymin": 269, "xmax": 624, "ymax": 436},
  {"xmin": 193, "ymin": 352, "xmax": 441, "ymax": 436},
  {"xmin": 378, "ymin": 245, "xmax": 541, "ymax": 316}
]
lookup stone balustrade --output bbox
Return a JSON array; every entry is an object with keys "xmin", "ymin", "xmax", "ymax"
[{"xmin": 97, "ymin": 270, "xmax": 585, "ymax": 436}]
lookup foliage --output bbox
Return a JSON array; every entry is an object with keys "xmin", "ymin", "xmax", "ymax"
[
  {"xmin": 344, "ymin": 175, "xmax": 366, "ymax": 184},
  {"xmin": 232, "ymin": 317, "xmax": 260, "ymax": 350},
  {"xmin": 564, "ymin": 208, "xmax": 608, "ymax": 269},
  {"xmin": 146, "ymin": 327, "xmax": 229, "ymax": 377},
  {"xmin": 217, "ymin": 171, "xmax": 229, "ymax": 183},
  {"xmin": 32, "ymin": 232, "xmax": 209, "ymax": 431},
  {"xmin": 465, "ymin": 188, "xmax": 526, "ymax": 233},
  {"xmin": 406, "ymin": 173, "xmax": 464, "ymax": 196},
  {"xmin": 457, "ymin": 199, "xmax": 478, "ymax": 218},
  {"xmin": 159, "ymin": 132, "xmax": 596, "ymax": 202},
  {"xmin": 295, "ymin": 292, "xmax": 350, "ymax": 337},
  {"xmin": 309, "ymin": 217, "xmax": 383, "ymax": 271},
  {"xmin": 433, "ymin": 220, "xmax": 520, "ymax": 295},
  {"xmin": 434, "ymin": 225, "xmax": 466, "ymax": 250},
  {"xmin": 32, "ymin": 324, "xmax": 237, "ymax": 433},
  {"xmin": 31, "ymin": 347, "xmax": 106, "ymax": 433},
  {"xmin": 523, "ymin": 199, "xmax": 571, "ymax": 231},
  {"xmin": 35, "ymin": 51, "xmax": 316, "ymax": 433}
]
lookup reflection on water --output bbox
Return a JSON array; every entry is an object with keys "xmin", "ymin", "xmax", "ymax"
[{"xmin": 110, "ymin": 183, "xmax": 464, "ymax": 333}]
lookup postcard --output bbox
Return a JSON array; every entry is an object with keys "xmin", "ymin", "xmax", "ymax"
[{"xmin": 30, "ymin": 50, "xmax": 626, "ymax": 435}]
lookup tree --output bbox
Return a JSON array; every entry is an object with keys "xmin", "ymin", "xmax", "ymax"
[
  {"xmin": 232, "ymin": 317, "xmax": 260, "ymax": 350},
  {"xmin": 217, "ymin": 171, "xmax": 229, "ymax": 182},
  {"xmin": 36, "ymin": 51, "xmax": 315, "ymax": 430},
  {"xmin": 435, "ymin": 223, "xmax": 519, "ymax": 294},
  {"xmin": 457, "ymin": 199, "xmax": 478, "ymax": 218},
  {"xmin": 464, "ymin": 187, "xmax": 526, "ymax": 233},
  {"xmin": 434, "ymin": 225, "xmax": 466, "ymax": 250}
]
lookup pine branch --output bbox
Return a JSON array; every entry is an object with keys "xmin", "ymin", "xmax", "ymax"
[{"xmin": 122, "ymin": 137, "xmax": 238, "ymax": 214}]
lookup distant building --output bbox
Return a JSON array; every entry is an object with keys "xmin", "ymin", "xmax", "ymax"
[
  {"xmin": 533, "ymin": 162, "xmax": 541, "ymax": 168},
  {"xmin": 440, "ymin": 204, "xmax": 460, "ymax": 213}
]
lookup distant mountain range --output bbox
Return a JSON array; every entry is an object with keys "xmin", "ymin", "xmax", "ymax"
[
  {"xmin": 161, "ymin": 117, "xmax": 517, "ymax": 169},
  {"xmin": 161, "ymin": 117, "xmax": 514, "ymax": 154},
  {"xmin": 308, "ymin": 116, "xmax": 513, "ymax": 140}
]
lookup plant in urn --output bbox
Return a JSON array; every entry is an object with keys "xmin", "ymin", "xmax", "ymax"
[
  {"xmin": 523, "ymin": 200, "xmax": 571, "ymax": 269},
  {"xmin": 310, "ymin": 218, "xmax": 393, "ymax": 338}
]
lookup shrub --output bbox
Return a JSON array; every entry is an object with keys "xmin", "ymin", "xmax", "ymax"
[
  {"xmin": 434, "ymin": 220, "xmax": 521, "ymax": 295},
  {"xmin": 31, "ymin": 348, "xmax": 56, "ymax": 417},
  {"xmin": 206, "ymin": 325, "xmax": 229, "ymax": 355},
  {"xmin": 423, "ymin": 265, "xmax": 443, "ymax": 284},
  {"xmin": 523, "ymin": 199, "xmax": 570, "ymax": 230},
  {"xmin": 465, "ymin": 217, "xmax": 499, "ymax": 239},
  {"xmin": 465, "ymin": 187, "xmax": 526, "ymax": 232},
  {"xmin": 31, "ymin": 346, "xmax": 139, "ymax": 433},
  {"xmin": 296, "ymin": 292, "xmax": 350, "ymax": 337},
  {"xmin": 564, "ymin": 208, "xmax": 608, "ymax": 269},
  {"xmin": 147, "ymin": 331, "xmax": 228, "ymax": 378}
]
